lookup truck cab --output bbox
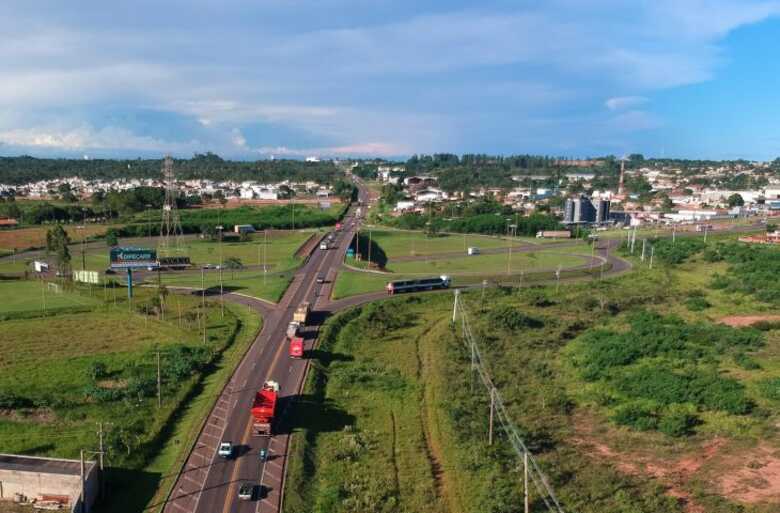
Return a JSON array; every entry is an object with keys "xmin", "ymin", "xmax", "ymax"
[{"xmin": 289, "ymin": 337, "xmax": 304, "ymax": 358}]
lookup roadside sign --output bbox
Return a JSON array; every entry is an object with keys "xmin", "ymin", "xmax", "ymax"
[
  {"xmin": 110, "ymin": 247, "xmax": 159, "ymax": 269},
  {"xmin": 73, "ymin": 270, "xmax": 100, "ymax": 284}
]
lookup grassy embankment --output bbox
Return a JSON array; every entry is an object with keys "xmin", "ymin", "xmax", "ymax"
[
  {"xmin": 285, "ymin": 234, "xmax": 780, "ymax": 513},
  {"xmin": 0, "ymin": 279, "xmax": 261, "ymax": 513}
]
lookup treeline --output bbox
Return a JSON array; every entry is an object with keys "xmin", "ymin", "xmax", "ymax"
[{"xmin": 0, "ymin": 152, "xmax": 341, "ymax": 185}]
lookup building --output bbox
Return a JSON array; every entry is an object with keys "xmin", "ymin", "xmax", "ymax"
[
  {"xmin": 0, "ymin": 453, "xmax": 98, "ymax": 512},
  {"xmin": 595, "ymin": 199, "xmax": 611, "ymax": 223},
  {"xmin": 564, "ymin": 195, "xmax": 597, "ymax": 224}
]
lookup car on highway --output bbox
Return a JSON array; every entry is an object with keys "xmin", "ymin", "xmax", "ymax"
[
  {"xmin": 217, "ymin": 441, "xmax": 233, "ymax": 458},
  {"xmin": 316, "ymin": 274, "xmax": 325, "ymax": 284},
  {"xmin": 319, "ymin": 242, "xmax": 328, "ymax": 250},
  {"xmin": 238, "ymin": 482, "xmax": 254, "ymax": 501},
  {"xmin": 202, "ymin": 264, "xmax": 217, "ymax": 269}
]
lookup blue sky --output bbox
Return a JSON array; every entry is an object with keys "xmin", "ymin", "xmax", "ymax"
[{"xmin": 2, "ymin": 0, "xmax": 780, "ymax": 160}]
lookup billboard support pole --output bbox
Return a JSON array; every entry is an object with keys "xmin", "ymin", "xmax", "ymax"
[{"xmin": 127, "ymin": 269, "xmax": 133, "ymax": 300}]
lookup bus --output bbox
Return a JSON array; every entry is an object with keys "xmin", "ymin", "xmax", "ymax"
[
  {"xmin": 158, "ymin": 256, "xmax": 191, "ymax": 270},
  {"xmin": 386, "ymin": 275, "xmax": 451, "ymax": 295}
]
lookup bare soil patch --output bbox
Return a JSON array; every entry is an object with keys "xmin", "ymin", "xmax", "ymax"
[
  {"xmin": 719, "ymin": 444, "xmax": 780, "ymax": 504},
  {"xmin": 719, "ymin": 315, "xmax": 780, "ymax": 327}
]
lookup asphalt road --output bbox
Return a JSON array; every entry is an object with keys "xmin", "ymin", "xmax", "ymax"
[{"xmin": 161, "ymin": 184, "xmax": 371, "ymax": 513}]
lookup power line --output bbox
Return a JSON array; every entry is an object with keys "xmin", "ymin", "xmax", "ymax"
[{"xmin": 452, "ymin": 289, "xmax": 566, "ymax": 513}]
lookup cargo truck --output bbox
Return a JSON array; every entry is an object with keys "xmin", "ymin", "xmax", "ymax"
[
  {"xmin": 536, "ymin": 230, "xmax": 572, "ymax": 239},
  {"xmin": 293, "ymin": 302, "xmax": 310, "ymax": 325},
  {"xmin": 289, "ymin": 336, "xmax": 304, "ymax": 358},
  {"xmin": 251, "ymin": 381, "xmax": 280, "ymax": 436}
]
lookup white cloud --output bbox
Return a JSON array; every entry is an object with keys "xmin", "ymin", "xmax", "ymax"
[
  {"xmin": 0, "ymin": 125, "xmax": 200, "ymax": 153},
  {"xmin": 605, "ymin": 96, "xmax": 649, "ymax": 111}
]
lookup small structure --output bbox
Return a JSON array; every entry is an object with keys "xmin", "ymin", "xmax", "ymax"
[
  {"xmin": 0, "ymin": 453, "xmax": 98, "ymax": 512},
  {"xmin": 0, "ymin": 218, "xmax": 19, "ymax": 229},
  {"xmin": 739, "ymin": 231, "xmax": 780, "ymax": 245},
  {"xmin": 234, "ymin": 224, "xmax": 256, "ymax": 234}
]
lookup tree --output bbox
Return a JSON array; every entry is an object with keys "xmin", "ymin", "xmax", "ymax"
[
  {"xmin": 105, "ymin": 229, "xmax": 119, "ymax": 247},
  {"xmin": 727, "ymin": 193, "xmax": 744, "ymax": 207},
  {"xmin": 223, "ymin": 257, "xmax": 243, "ymax": 279},
  {"xmin": 46, "ymin": 225, "xmax": 71, "ymax": 275}
]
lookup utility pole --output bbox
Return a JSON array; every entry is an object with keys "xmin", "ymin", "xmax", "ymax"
[
  {"xmin": 368, "ymin": 229, "xmax": 372, "ymax": 266},
  {"xmin": 488, "ymin": 387, "xmax": 495, "ymax": 445},
  {"xmin": 704, "ymin": 225, "xmax": 708, "ymax": 243},
  {"xmin": 452, "ymin": 289, "xmax": 460, "ymax": 324},
  {"xmin": 80, "ymin": 449, "xmax": 86, "ymax": 513},
  {"xmin": 641, "ymin": 239, "xmax": 646, "ymax": 262},
  {"xmin": 672, "ymin": 225, "xmax": 676, "ymax": 244},
  {"xmin": 555, "ymin": 265, "xmax": 561, "ymax": 293},
  {"xmin": 263, "ymin": 229, "xmax": 267, "ymax": 286},
  {"xmin": 649, "ymin": 246, "xmax": 655, "ymax": 269},
  {"xmin": 217, "ymin": 225, "xmax": 224, "ymax": 319},
  {"xmin": 201, "ymin": 267, "xmax": 206, "ymax": 344},
  {"xmin": 156, "ymin": 351, "xmax": 162, "ymax": 408},
  {"xmin": 524, "ymin": 451, "xmax": 530, "ymax": 513},
  {"xmin": 97, "ymin": 423, "xmax": 105, "ymax": 497}
]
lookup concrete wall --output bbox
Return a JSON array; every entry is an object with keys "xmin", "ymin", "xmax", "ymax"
[{"xmin": 0, "ymin": 458, "xmax": 97, "ymax": 513}]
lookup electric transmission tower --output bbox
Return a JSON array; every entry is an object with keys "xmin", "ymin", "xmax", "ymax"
[{"xmin": 159, "ymin": 156, "xmax": 183, "ymax": 253}]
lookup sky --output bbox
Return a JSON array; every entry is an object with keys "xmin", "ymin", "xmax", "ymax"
[{"xmin": 2, "ymin": 0, "xmax": 780, "ymax": 161}]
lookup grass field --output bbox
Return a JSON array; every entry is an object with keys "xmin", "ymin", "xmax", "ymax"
[
  {"xmin": 385, "ymin": 249, "xmax": 589, "ymax": 275},
  {"xmin": 0, "ymin": 283, "xmax": 262, "ymax": 513},
  {"xmin": 361, "ymin": 228, "xmax": 537, "ymax": 258},
  {"xmin": 0, "ymin": 279, "xmax": 102, "ymax": 313},
  {"xmin": 160, "ymin": 265, "xmax": 295, "ymax": 303},
  {"xmin": 0, "ymin": 224, "xmax": 113, "ymax": 251},
  {"xmin": 293, "ymin": 238, "xmax": 780, "ymax": 513},
  {"xmin": 79, "ymin": 230, "xmax": 313, "ymax": 271}
]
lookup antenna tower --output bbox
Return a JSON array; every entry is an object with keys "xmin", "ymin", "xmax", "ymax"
[
  {"xmin": 617, "ymin": 156, "xmax": 627, "ymax": 197},
  {"xmin": 159, "ymin": 155, "xmax": 183, "ymax": 253}
]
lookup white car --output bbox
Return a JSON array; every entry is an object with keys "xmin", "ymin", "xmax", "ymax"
[
  {"xmin": 319, "ymin": 242, "xmax": 328, "ymax": 250},
  {"xmin": 218, "ymin": 441, "xmax": 233, "ymax": 458}
]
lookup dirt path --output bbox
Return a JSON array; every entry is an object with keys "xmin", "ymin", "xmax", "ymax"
[{"xmin": 418, "ymin": 319, "xmax": 466, "ymax": 513}]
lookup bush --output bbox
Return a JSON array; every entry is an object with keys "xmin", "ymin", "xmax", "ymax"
[
  {"xmin": 685, "ymin": 296, "xmax": 710, "ymax": 311},
  {"xmin": 488, "ymin": 305, "xmax": 543, "ymax": 330},
  {"xmin": 757, "ymin": 378, "xmax": 780, "ymax": 401},
  {"xmin": 659, "ymin": 404, "xmax": 698, "ymax": 437},
  {"xmin": 612, "ymin": 401, "xmax": 658, "ymax": 431}
]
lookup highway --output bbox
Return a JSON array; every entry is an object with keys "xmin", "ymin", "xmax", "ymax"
[{"xmin": 161, "ymin": 183, "xmax": 372, "ymax": 513}]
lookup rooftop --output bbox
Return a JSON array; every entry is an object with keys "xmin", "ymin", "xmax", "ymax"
[{"xmin": 0, "ymin": 454, "xmax": 96, "ymax": 476}]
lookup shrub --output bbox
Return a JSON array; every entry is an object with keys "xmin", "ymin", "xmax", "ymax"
[
  {"xmin": 488, "ymin": 305, "xmax": 543, "ymax": 330},
  {"xmin": 757, "ymin": 378, "xmax": 780, "ymax": 401},
  {"xmin": 685, "ymin": 296, "xmax": 710, "ymax": 311},
  {"xmin": 612, "ymin": 401, "xmax": 658, "ymax": 431},
  {"xmin": 659, "ymin": 405, "xmax": 698, "ymax": 437}
]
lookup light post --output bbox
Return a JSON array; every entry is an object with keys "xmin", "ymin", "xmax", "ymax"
[{"xmin": 217, "ymin": 225, "xmax": 224, "ymax": 319}]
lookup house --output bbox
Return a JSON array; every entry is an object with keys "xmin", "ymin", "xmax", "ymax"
[{"xmin": 0, "ymin": 218, "xmax": 18, "ymax": 229}]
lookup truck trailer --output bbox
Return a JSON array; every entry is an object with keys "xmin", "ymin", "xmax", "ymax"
[
  {"xmin": 293, "ymin": 302, "xmax": 310, "ymax": 325},
  {"xmin": 251, "ymin": 381, "xmax": 280, "ymax": 436},
  {"xmin": 536, "ymin": 230, "xmax": 571, "ymax": 239}
]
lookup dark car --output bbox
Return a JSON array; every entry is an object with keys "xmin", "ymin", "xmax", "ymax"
[{"xmin": 238, "ymin": 482, "xmax": 254, "ymax": 501}]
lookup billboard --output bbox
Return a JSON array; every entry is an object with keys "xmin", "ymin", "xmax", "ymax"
[
  {"xmin": 74, "ymin": 270, "xmax": 100, "ymax": 284},
  {"xmin": 110, "ymin": 247, "xmax": 159, "ymax": 269}
]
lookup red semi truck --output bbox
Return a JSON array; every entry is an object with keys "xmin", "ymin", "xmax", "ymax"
[
  {"xmin": 289, "ymin": 336, "xmax": 305, "ymax": 358},
  {"xmin": 251, "ymin": 381, "xmax": 280, "ymax": 436}
]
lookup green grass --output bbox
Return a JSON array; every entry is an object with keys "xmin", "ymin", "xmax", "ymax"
[
  {"xmin": 141, "ymin": 303, "xmax": 261, "ymax": 513},
  {"xmin": 362, "ymin": 228, "xmax": 537, "ymax": 258},
  {"xmin": 0, "ymin": 279, "xmax": 101, "ymax": 313},
  {"xmin": 292, "ymin": 248, "xmax": 780, "ymax": 513},
  {"xmin": 0, "ymin": 284, "xmax": 262, "ymax": 513},
  {"xmin": 159, "ymin": 259, "xmax": 298, "ymax": 302},
  {"xmin": 385, "ymin": 249, "xmax": 588, "ymax": 275},
  {"xmin": 80, "ymin": 230, "xmax": 313, "ymax": 271},
  {"xmin": 283, "ymin": 302, "xmax": 450, "ymax": 513}
]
